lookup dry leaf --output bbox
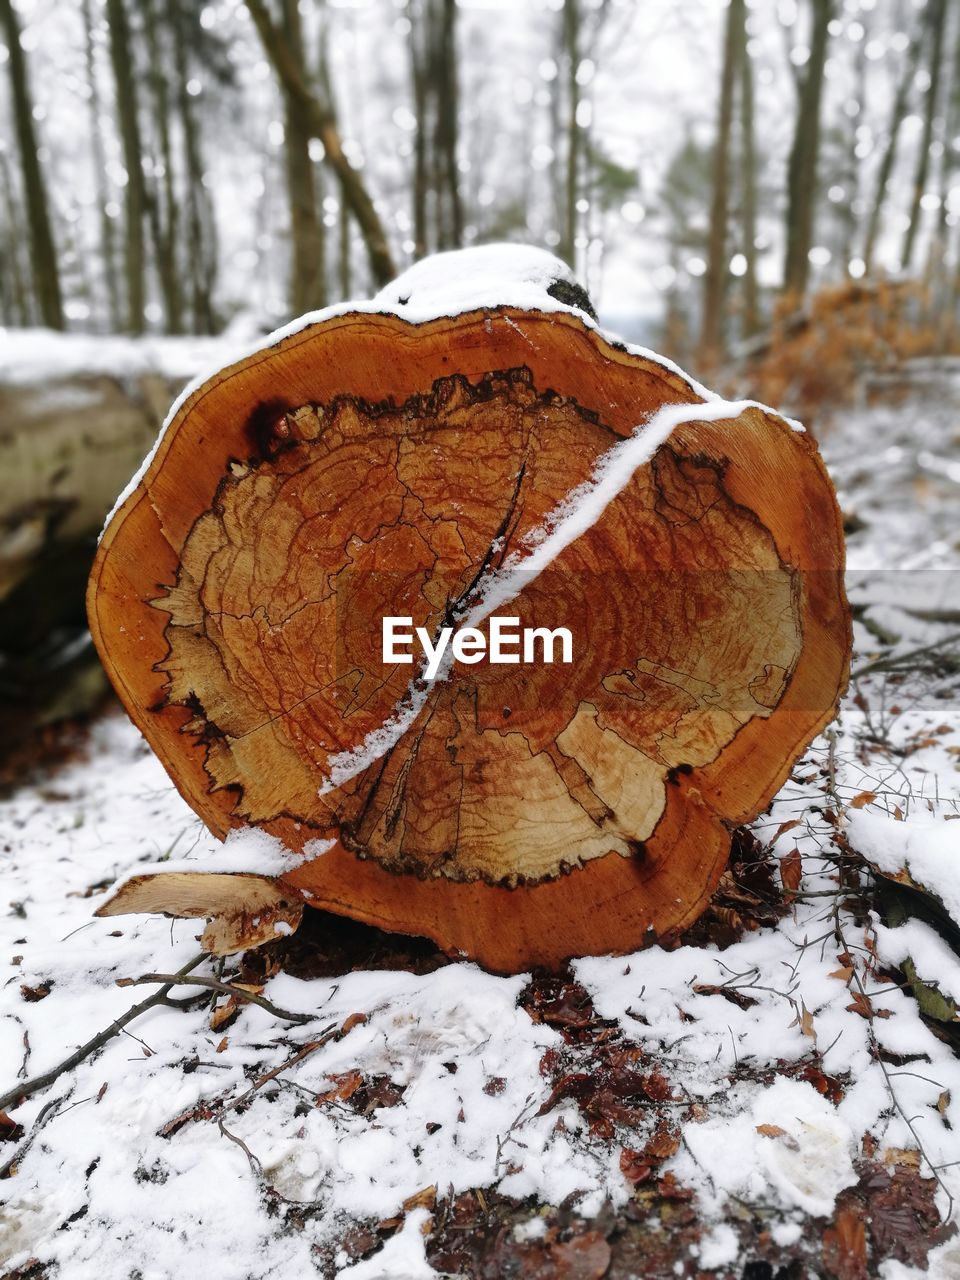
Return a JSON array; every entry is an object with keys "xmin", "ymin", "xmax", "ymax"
[
  {"xmin": 341, "ymin": 1012, "xmax": 368, "ymax": 1035},
  {"xmin": 620, "ymin": 1149, "xmax": 653, "ymax": 1184},
  {"xmin": 822, "ymin": 1205, "xmax": 868, "ymax": 1280},
  {"xmin": 0, "ymin": 1110, "xmax": 24, "ymax": 1143},
  {"xmin": 850, "ymin": 791, "xmax": 877, "ymax": 809},
  {"xmin": 216, "ymin": 1037, "xmax": 229, "ymax": 1053},
  {"xmin": 846, "ymin": 991, "xmax": 892, "ymax": 1020},
  {"xmin": 756, "ymin": 1123, "xmax": 787, "ymax": 1138},
  {"xmin": 883, "ymin": 1147, "xmax": 921, "ymax": 1168},
  {"xmin": 792, "ymin": 1001, "xmax": 817, "ymax": 1044},
  {"xmin": 316, "ymin": 1070, "xmax": 364, "ymax": 1104},
  {"xmin": 829, "ymin": 966, "xmax": 855, "ymax": 982},
  {"xmin": 19, "ymin": 982, "xmax": 51, "ymax": 1003},
  {"xmin": 402, "ymin": 1185, "xmax": 437, "ymax": 1212},
  {"xmin": 773, "ymin": 818, "xmax": 802, "ymax": 842},
  {"xmin": 780, "ymin": 849, "xmax": 803, "ymax": 897},
  {"xmin": 210, "ymin": 996, "xmax": 240, "ymax": 1032},
  {"xmin": 938, "ymin": 1090, "xmax": 951, "ymax": 1115}
]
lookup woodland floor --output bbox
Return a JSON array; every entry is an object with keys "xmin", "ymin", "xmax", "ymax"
[{"xmin": 2, "ymin": 365, "xmax": 960, "ymax": 1280}]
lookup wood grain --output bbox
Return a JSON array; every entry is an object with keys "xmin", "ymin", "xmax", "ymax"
[{"xmin": 88, "ymin": 309, "xmax": 849, "ymax": 971}]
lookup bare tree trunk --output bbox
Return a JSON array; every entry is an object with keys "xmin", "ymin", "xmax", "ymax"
[
  {"xmin": 560, "ymin": 0, "xmax": 581, "ymax": 271},
  {"xmin": 0, "ymin": 151, "xmax": 31, "ymax": 325},
  {"xmin": 82, "ymin": 0, "xmax": 121, "ymax": 331},
  {"xmin": 144, "ymin": 0, "xmax": 183, "ymax": 333},
  {"xmin": 862, "ymin": 35, "xmax": 920, "ymax": 276},
  {"xmin": 433, "ymin": 0, "xmax": 461, "ymax": 250},
  {"xmin": 842, "ymin": 21, "xmax": 868, "ymax": 274},
  {"xmin": 172, "ymin": 6, "xmax": 217, "ymax": 333},
  {"xmin": 0, "ymin": 0, "xmax": 64, "ymax": 329},
  {"xmin": 783, "ymin": 0, "xmax": 831, "ymax": 299},
  {"xmin": 901, "ymin": 0, "xmax": 947, "ymax": 271},
  {"xmin": 409, "ymin": 0, "xmax": 429, "ymax": 259},
  {"xmin": 282, "ymin": 0, "xmax": 325, "ymax": 313},
  {"xmin": 736, "ymin": 0, "xmax": 759, "ymax": 337},
  {"xmin": 931, "ymin": 10, "xmax": 960, "ymax": 343},
  {"xmin": 106, "ymin": 0, "xmax": 147, "ymax": 333},
  {"xmin": 702, "ymin": 0, "xmax": 739, "ymax": 359},
  {"xmin": 246, "ymin": 0, "xmax": 395, "ymax": 287},
  {"xmin": 339, "ymin": 182, "xmax": 352, "ymax": 298}
]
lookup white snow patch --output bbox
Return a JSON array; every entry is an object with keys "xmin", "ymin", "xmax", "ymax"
[
  {"xmin": 337, "ymin": 1209, "xmax": 437, "ymax": 1278},
  {"xmin": 676, "ymin": 1079, "xmax": 857, "ymax": 1219},
  {"xmin": 697, "ymin": 1222, "xmax": 740, "ymax": 1269},
  {"xmin": 847, "ymin": 808, "xmax": 960, "ymax": 925}
]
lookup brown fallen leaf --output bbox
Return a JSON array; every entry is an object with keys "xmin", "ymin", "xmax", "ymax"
[
  {"xmin": 780, "ymin": 849, "xmax": 803, "ymax": 898},
  {"xmin": 829, "ymin": 966, "xmax": 855, "ymax": 981},
  {"xmin": 210, "ymin": 996, "xmax": 240, "ymax": 1033},
  {"xmin": 19, "ymin": 982, "xmax": 51, "ymax": 1003},
  {"xmin": 341, "ymin": 1012, "xmax": 368, "ymax": 1035},
  {"xmin": 822, "ymin": 1204, "xmax": 868, "ymax": 1280},
  {"xmin": 792, "ymin": 1001, "xmax": 817, "ymax": 1044},
  {"xmin": 773, "ymin": 818, "xmax": 802, "ymax": 842},
  {"xmin": 644, "ymin": 1126, "xmax": 681, "ymax": 1162},
  {"xmin": 756, "ymin": 1123, "xmax": 787, "ymax": 1138},
  {"xmin": 543, "ymin": 1231, "xmax": 612, "ymax": 1280},
  {"xmin": 0, "ymin": 1110, "xmax": 24, "ymax": 1143},
  {"xmin": 850, "ymin": 791, "xmax": 877, "ymax": 810},
  {"xmin": 316, "ymin": 1071, "xmax": 364, "ymax": 1104},
  {"xmin": 883, "ymin": 1148, "xmax": 921, "ymax": 1168},
  {"xmin": 620, "ymin": 1149, "xmax": 653, "ymax": 1184},
  {"xmin": 847, "ymin": 991, "xmax": 892, "ymax": 1020},
  {"xmin": 402, "ymin": 1185, "xmax": 437, "ymax": 1212}
]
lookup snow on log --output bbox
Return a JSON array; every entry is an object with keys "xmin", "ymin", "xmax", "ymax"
[
  {"xmin": 89, "ymin": 246, "xmax": 850, "ymax": 971},
  {"xmin": 0, "ymin": 330, "xmax": 240, "ymax": 601}
]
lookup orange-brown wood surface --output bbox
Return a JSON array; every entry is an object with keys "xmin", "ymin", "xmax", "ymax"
[{"xmin": 88, "ymin": 308, "xmax": 849, "ymax": 972}]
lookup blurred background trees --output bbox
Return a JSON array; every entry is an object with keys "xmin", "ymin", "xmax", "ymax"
[{"xmin": 1, "ymin": 0, "xmax": 960, "ymax": 366}]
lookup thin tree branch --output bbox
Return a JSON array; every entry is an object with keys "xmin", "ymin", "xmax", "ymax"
[
  {"xmin": 0, "ymin": 953, "xmax": 206, "ymax": 1114},
  {"xmin": 851, "ymin": 631, "xmax": 960, "ymax": 680},
  {"xmin": 116, "ymin": 972, "xmax": 316, "ymax": 1025}
]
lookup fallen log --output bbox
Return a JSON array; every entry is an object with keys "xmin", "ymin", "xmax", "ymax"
[
  {"xmin": 0, "ymin": 331, "xmax": 239, "ymax": 743},
  {"xmin": 89, "ymin": 246, "xmax": 850, "ymax": 971}
]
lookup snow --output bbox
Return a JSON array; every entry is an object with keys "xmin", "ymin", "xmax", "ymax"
[
  {"xmin": 4, "ymin": 356, "xmax": 960, "ymax": 1274},
  {"xmin": 873, "ymin": 917, "xmax": 960, "ymax": 1007},
  {"xmin": 100, "ymin": 244, "xmax": 804, "ymax": 542},
  {"xmin": 336, "ymin": 1211, "xmax": 435, "ymax": 1279},
  {"xmin": 0, "ymin": 326, "xmax": 248, "ymax": 388},
  {"xmin": 847, "ymin": 808, "xmax": 960, "ymax": 925}
]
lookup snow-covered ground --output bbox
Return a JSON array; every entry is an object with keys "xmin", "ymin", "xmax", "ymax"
[{"xmin": 2, "ymin": 365, "xmax": 960, "ymax": 1278}]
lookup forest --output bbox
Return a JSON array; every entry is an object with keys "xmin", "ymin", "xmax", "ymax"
[
  {"xmin": 2, "ymin": 2, "xmax": 960, "ymax": 1279},
  {"xmin": 2, "ymin": 0, "xmax": 958, "ymax": 359}
]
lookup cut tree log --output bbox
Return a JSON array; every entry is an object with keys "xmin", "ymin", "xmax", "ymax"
[
  {"xmin": 89, "ymin": 247, "xmax": 850, "ymax": 971},
  {"xmin": 0, "ymin": 332, "xmax": 237, "ymax": 744}
]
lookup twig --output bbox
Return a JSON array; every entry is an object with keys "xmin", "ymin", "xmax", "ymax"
[
  {"xmin": 0, "ymin": 1090, "xmax": 73, "ymax": 1179},
  {"xmin": 220, "ymin": 1027, "xmax": 340, "ymax": 1117},
  {"xmin": 116, "ymin": 973, "xmax": 315, "ymax": 1025},
  {"xmin": 218, "ymin": 1117, "xmax": 262, "ymax": 1174},
  {"xmin": 0, "ymin": 953, "xmax": 206, "ymax": 1113},
  {"xmin": 851, "ymin": 631, "xmax": 960, "ymax": 680}
]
